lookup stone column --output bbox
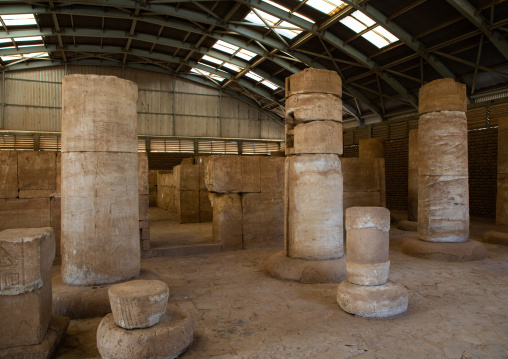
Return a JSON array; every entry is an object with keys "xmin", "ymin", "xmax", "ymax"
[
  {"xmin": 61, "ymin": 75, "xmax": 140, "ymax": 286},
  {"xmin": 402, "ymin": 79, "xmax": 487, "ymax": 261},
  {"xmin": 266, "ymin": 69, "xmax": 346, "ymax": 283},
  {"xmin": 484, "ymin": 117, "xmax": 508, "ymax": 245},
  {"xmin": 398, "ymin": 130, "xmax": 418, "ymax": 231}
]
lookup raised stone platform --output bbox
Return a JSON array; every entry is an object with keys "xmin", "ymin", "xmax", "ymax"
[
  {"xmin": 337, "ymin": 280, "xmax": 408, "ymax": 318},
  {"xmin": 401, "ymin": 238, "xmax": 488, "ymax": 261},
  {"xmin": 52, "ymin": 269, "xmax": 162, "ymax": 319},
  {"xmin": 265, "ymin": 251, "xmax": 347, "ymax": 284},
  {"xmin": 397, "ymin": 220, "xmax": 418, "ymax": 232},
  {"xmin": 97, "ymin": 305, "xmax": 193, "ymax": 359},
  {"xmin": 483, "ymin": 230, "xmax": 508, "ymax": 246},
  {"xmin": 0, "ymin": 316, "xmax": 69, "ymax": 359}
]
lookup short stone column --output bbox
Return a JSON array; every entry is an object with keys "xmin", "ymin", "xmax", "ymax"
[
  {"xmin": 266, "ymin": 69, "xmax": 347, "ymax": 283},
  {"xmin": 61, "ymin": 75, "xmax": 140, "ymax": 286},
  {"xmin": 97, "ymin": 279, "xmax": 193, "ymax": 359},
  {"xmin": 484, "ymin": 117, "xmax": 508, "ymax": 245},
  {"xmin": 402, "ymin": 79, "xmax": 487, "ymax": 261},
  {"xmin": 337, "ymin": 207, "xmax": 408, "ymax": 318},
  {"xmin": 398, "ymin": 129, "xmax": 418, "ymax": 232},
  {"xmin": 0, "ymin": 228, "xmax": 69, "ymax": 357}
]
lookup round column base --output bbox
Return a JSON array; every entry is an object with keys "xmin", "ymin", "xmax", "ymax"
[
  {"xmin": 397, "ymin": 220, "xmax": 418, "ymax": 232},
  {"xmin": 265, "ymin": 251, "xmax": 347, "ymax": 284},
  {"xmin": 401, "ymin": 237, "xmax": 488, "ymax": 262},
  {"xmin": 52, "ymin": 269, "xmax": 162, "ymax": 319},
  {"xmin": 337, "ymin": 280, "xmax": 408, "ymax": 318},
  {"xmin": 97, "ymin": 305, "xmax": 193, "ymax": 359},
  {"xmin": 483, "ymin": 230, "xmax": 508, "ymax": 246}
]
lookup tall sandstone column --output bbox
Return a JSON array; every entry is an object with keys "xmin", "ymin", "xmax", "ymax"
[
  {"xmin": 402, "ymin": 79, "xmax": 487, "ymax": 261},
  {"xmin": 398, "ymin": 130, "xmax": 419, "ymax": 232},
  {"xmin": 61, "ymin": 75, "xmax": 140, "ymax": 286},
  {"xmin": 266, "ymin": 69, "xmax": 347, "ymax": 283}
]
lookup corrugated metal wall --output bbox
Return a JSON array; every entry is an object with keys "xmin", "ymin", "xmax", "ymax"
[{"xmin": 1, "ymin": 65, "xmax": 284, "ymax": 140}]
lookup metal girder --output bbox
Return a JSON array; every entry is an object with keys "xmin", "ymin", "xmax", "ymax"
[
  {"xmin": 341, "ymin": 0, "xmax": 459, "ymax": 81},
  {"xmin": 446, "ymin": 0, "xmax": 508, "ymax": 60}
]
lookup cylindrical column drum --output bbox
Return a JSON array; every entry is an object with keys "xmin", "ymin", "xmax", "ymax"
[
  {"xmin": 345, "ymin": 207, "xmax": 390, "ymax": 286},
  {"xmin": 408, "ymin": 130, "xmax": 418, "ymax": 222},
  {"xmin": 61, "ymin": 75, "xmax": 140, "ymax": 286},
  {"xmin": 285, "ymin": 154, "xmax": 343, "ymax": 260},
  {"xmin": 417, "ymin": 79, "xmax": 469, "ymax": 243}
]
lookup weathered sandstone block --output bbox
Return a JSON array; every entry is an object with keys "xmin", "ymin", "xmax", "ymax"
[
  {"xmin": 138, "ymin": 153, "xmax": 149, "ymax": 195},
  {"xmin": 139, "ymin": 194, "xmax": 149, "ymax": 222},
  {"xmin": 293, "ymin": 121, "xmax": 343, "ymax": 155},
  {"xmin": 209, "ymin": 193, "xmax": 242, "ymax": 250},
  {"xmin": 199, "ymin": 190, "xmax": 213, "ymax": 223},
  {"xmin": 242, "ymin": 192, "xmax": 283, "ymax": 248},
  {"xmin": 174, "ymin": 164, "xmax": 199, "ymax": 191},
  {"xmin": 408, "ymin": 169, "xmax": 418, "ymax": 222},
  {"xmin": 205, "ymin": 156, "xmax": 260, "ymax": 193},
  {"xmin": 18, "ymin": 152, "xmax": 56, "ymax": 190},
  {"xmin": 285, "ymin": 68, "xmax": 342, "ymax": 97},
  {"xmin": 359, "ymin": 138, "xmax": 385, "ymax": 159},
  {"xmin": 0, "ymin": 198, "xmax": 50, "ymax": 230},
  {"xmin": 259, "ymin": 157, "xmax": 284, "ymax": 193},
  {"xmin": 176, "ymin": 190, "xmax": 199, "ymax": 224},
  {"xmin": 419, "ymin": 78, "xmax": 467, "ymax": 115},
  {"xmin": 0, "ymin": 151, "xmax": 17, "ymax": 198},
  {"xmin": 285, "ymin": 93, "xmax": 342, "ymax": 124}
]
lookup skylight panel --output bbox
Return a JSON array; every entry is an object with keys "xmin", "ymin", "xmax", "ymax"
[
  {"xmin": 236, "ymin": 48, "xmax": 256, "ymax": 61},
  {"xmin": 261, "ymin": 80, "xmax": 279, "ymax": 90},
  {"xmin": 340, "ymin": 16, "xmax": 366, "ymax": 33},
  {"xmin": 340, "ymin": 11, "xmax": 398, "ymax": 48},
  {"xmin": 361, "ymin": 32, "xmax": 390, "ymax": 48},
  {"xmin": 13, "ymin": 36, "xmax": 43, "ymax": 42},
  {"xmin": 304, "ymin": 0, "xmax": 346, "ymax": 16},
  {"xmin": 277, "ymin": 21, "xmax": 302, "ymax": 39},
  {"xmin": 202, "ymin": 55, "xmax": 222, "ymax": 64},
  {"xmin": 212, "ymin": 40, "xmax": 238, "ymax": 54},
  {"xmin": 352, "ymin": 11, "xmax": 375, "ymax": 27},
  {"xmin": 1, "ymin": 52, "xmax": 48, "ymax": 61},
  {"xmin": 245, "ymin": 71, "xmax": 263, "ymax": 82},
  {"xmin": 244, "ymin": 9, "xmax": 303, "ymax": 39},
  {"xmin": 1, "ymin": 14, "xmax": 37, "ymax": 26},
  {"xmin": 190, "ymin": 67, "xmax": 224, "ymax": 82},
  {"xmin": 223, "ymin": 62, "xmax": 243, "ymax": 72},
  {"xmin": 0, "ymin": 38, "xmax": 12, "ymax": 43},
  {"xmin": 375, "ymin": 26, "xmax": 398, "ymax": 43},
  {"xmin": 1, "ymin": 54, "xmax": 22, "ymax": 61}
]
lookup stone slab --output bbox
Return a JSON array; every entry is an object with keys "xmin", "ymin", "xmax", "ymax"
[
  {"xmin": 96, "ymin": 306, "xmax": 193, "ymax": 359},
  {"xmin": 139, "ymin": 194, "xmax": 149, "ymax": 222},
  {"xmin": 397, "ymin": 220, "xmax": 418, "ymax": 232},
  {"xmin": 359, "ymin": 138, "xmax": 385, "ymax": 159},
  {"xmin": 402, "ymin": 237, "xmax": 488, "ymax": 261},
  {"xmin": 242, "ymin": 192, "xmax": 284, "ymax": 248},
  {"xmin": 337, "ymin": 280, "xmax": 408, "ymax": 318},
  {"xmin": 56, "ymin": 152, "xmax": 61, "ymax": 195},
  {"xmin": 109, "ymin": 280, "xmax": 169, "ymax": 329},
  {"xmin": 174, "ymin": 164, "xmax": 199, "ymax": 191},
  {"xmin": 419, "ymin": 111, "xmax": 468, "ymax": 176},
  {"xmin": 259, "ymin": 157, "xmax": 284, "ymax": 193},
  {"xmin": 177, "ymin": 190, "xmax": 199, "ymax": 224},
  {"xmin": 285, "ymin": 93, "xmax": 342, "ymax": 124},
  {"xmin": 0, "ymin": 151, "xmax": 18, "ymax": 198},
  {"xmin": 483, "ymin": 230, "xmax": 508, "ymax": 246},
  {"xmin": 50, "ymin": 197, "xmax": 61, "ymax": 257},
  {"xmin": 199, "ymin": 190, "xmax": 213, "ymax": 223},
  {"xmin": 293, "ymin": 120, "xmax": 343, "ymax": 155},
  {"xmin": 141, "ymin": 228, "xmax": 150, "ymax": 241},
  {"xmin": 265, "ymin": 251, "xmax": 347, "ymax": 284},
  {"xmin": 0, "ymin": 198, "xmax": 51, "ymax": 231},
  {"xmin": 209, "ymin": 193, "xmax": 243, "ymax": 251},
  {"xmin": 496, "ymin": 173, "xmax": 508, "ymax": 227},
  {"xmin": 419, "ymin": 78, "xmax": 467, "ymax": 114},
  {"xmin": 345, "ymin": 207, "xmax": 390, "ymax": 232},
  {"xmin": 345, "ymin": 260, "xmax": 390, "ymax": 286},
  {"xmin": 0, "ymin": 316, "xmax": 69, "ymax": 359},
  {"xmin": 341, "ymin": 157, "xmax": 383, "ymax": 192},
  {"xmin": 285, "ymin": 68, "xmax": 342, "ymax": 97},
  {"xmin": 61, "ymin": 74, "xmax": 138, "ymax": 153},
  {"xmin": 205, "ymin": 155, "xmax": 260, "ymax": 193},
  {"xmin": 17, "ymin": 152, "xmax": 56, "ymax": 190},
  {"xmin": 52, "ymin": 268, "xmax": 162, "ymax": 319},
  {"xmin": 138, "ymin": 153, "xmax": 149, "ymax": 195},
  {"xmin": 18, "ymin": 190, "xmax": 57, "ymax": 198}
]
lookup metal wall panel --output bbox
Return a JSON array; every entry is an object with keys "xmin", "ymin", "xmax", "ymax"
[{"xmin": 174, "ymin": 115, "xmax": 220, "ymax": 137}]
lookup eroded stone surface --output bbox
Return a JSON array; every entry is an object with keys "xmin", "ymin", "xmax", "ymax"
[
  {"xmin": 359, "ymin": 138, "xmax": 384, "ymax": 160},
  {"xmin": 337, "ymin": 280, "xmax": 408, "ymax": 318},
  {"xmin": 285, "ymin": 68, "xmax": 342, "ymax": 97},
  {"xmin": 285, "ymin": 93, "xmax": 342, "ymax": 124},
  {"xmin": 0, "ymin": 151, "xmax": 18, "ymax": 198},
  {"xmin": 483, "ymin": 230, "xmax": 508, "ymax": 246},
  {"xmin": 209, "ymin": 193, "xmax": 242, "ymax": 251},
  {"xmin": 402, "ymin": 237, "xmax": 488, "ymax": 261},
  {"xmin": 398, "ymin": 220, "xmax": 418, "ymax": 232},
  {"xmin": 109, "ymin": 280, "xmax": 169, "ymax": 329},
  {"xmin": 293, "ymin": 120, "xmax": 343, "ymax": 155},
  {"xmin": 345, "ymin": 207, "xmax": 390, "ymax": 232},
  {"xmin": 418, "ymin": 78, "xmax": 467, "ymax": 114},
  {"xmin": 96, "ymin": 307, "xmax": 193, "ymax": 359},
  {"xmin": 205, "ymin": 156, "xmax": 260, "ymax": 193}
]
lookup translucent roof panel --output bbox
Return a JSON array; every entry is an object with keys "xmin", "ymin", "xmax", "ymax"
[
  {"xmin": 13, "ymin": 36, "xmax": 42, "ymax": 42},
  {"xmin": 245, "ymin": 71, "xmax": 264, "ymax": 82},
  {"xmin": 262, "ymin": 0, "xmax": 314, "ymax": 23},
  {"xmin": 1, "ymin": 52, "xmax": 48, "ymax": 61},
  {"xmin": 235, "ymin": 48, "xmax": 257, "ymax": 61},
  {"xmin": 0, "ymin": 38, "xmax": 12, "ymax": 43},
  {"xmin": 222, "ymin": 62, "xmax": 243, "ymax": 72},
  {"xmin": 201, "ymin": 55, "xmax": 223, "ymax": 64},
  {"xmin": 244, "ymin": 9, "xmax": 302, "ymax": 39},
  {"xmin": 303, "ymin": 0, "xmax": 347, "ymax": 16},
  {"xmin": 340, "ymin": 11, "xmax": 398, "ymax": 48},
  {"xmin": 212, "ymin": 40, "xmax": 256, "ymax": 61},
  {"xmin": 1, "ymin": 14, "xmax": 37, "ymax": 26},
  {"xmin": 190, "ymin": 67, "xmax": 225, "ymax": 82},
  {"xmin": 261, "ymin": 80, "xmax": 279, "ymax": 90},
  {"xmin": 244, "ymin": 71, "xmax": 280, "ymax": 90}
]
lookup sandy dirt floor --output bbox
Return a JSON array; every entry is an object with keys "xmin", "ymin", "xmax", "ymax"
[{"xmin": 54, "ymin": 217, "xmax": 508, "ymax": 359}]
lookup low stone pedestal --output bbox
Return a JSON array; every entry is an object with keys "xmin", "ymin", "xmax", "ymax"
[
  {"xmin": 0, "ymin": 316, "xmax": 69, "ymax": 359},
  {"xmin": 52, "ymin": 269, "xmax": 162, "ymax": 319},
  {"xmin": 483, "ymin": 230, "xmax": 508, "ymax": 246},
  {"xmin": 402, "ymin": 237, "xmax": 488, "ymax": 261},
  {"xmin": 97, "ymin": 305, "xmax": 193, "ymax": 359},
  {"xmin": 337, "ymin": 281, "xmax": 408, "ymax": 318},
  {"xmin": 397, "ymin": 220, "xmax": 418, "ymax": 232},
  {"xmin": 265, "ymin": 251, "xmax": 347, "ymax": 284}
]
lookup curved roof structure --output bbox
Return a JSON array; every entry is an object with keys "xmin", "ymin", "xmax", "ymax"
[{"xmin": 1, "ymin": 0, "xmax": 507, "ymax": 125}]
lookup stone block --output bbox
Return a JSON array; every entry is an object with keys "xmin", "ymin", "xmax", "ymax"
[
  {"xmin": 139, "ymin": 220, "xmax": 150, "ymax": 230},
  {"xmin": 108, "ymin": 280, "xmax": 169, "ymax": 329},
  {"xmin": 285, "ymin": 68, "xmax": 342, "ymax": 97},
  {"xmin": 61, "ymin": 75, "xmax": 138, "ymax": 153},
  {"xmin": 141, "ymin": 228, "xmax": 150, "ymax": 240},
  {"xmin": 293, "ymin": 120, "xmax": 343, "ymax": 155},
  {"xmin": 199, "ymin": 190, "xmax": 213, "ymax": 223},
  {"xmin": 180, "ymin": 157, "xmax": 194, "ymax": 165},
  {"xmin": 148, "ymin": 170, "xmax": 157, "ymax": 189},
  {"xmin": 18, "ymin": 152, "xmax": 56, "ymax": 190},
  {"xmin": 50, "ymin": 197, "xmax": 61, "ymax": 257},
  {"xmin": 418, "ymin": 175, "xmax": 469, "ymax": 242},
  {"xmin": 498, "ymin": 119, "xmax": 508, "ymax": 174},
  {"xmin": 0, "ymin": 151, "xmax": 18, "ymax": 198},
  {"xmin": 408, "ymin": 129, "xmax": 418, "ymax": 171},
  {"xmin": 209, "ymin": 193, "xmax": 242, "ymax": 250},
  {"xmin": 61, "ymin": 152, "xmax": 140, "ymax": 286},
  {"xmin": 149, "ymin": 190, "xmax": 157, "ymax": 207},
  {"xmin": 139, "ymin": 194, "xmax": 149, "ymax": 222},
  {"xmin": 0, "ymin": 198, "xmax": 51, "ymax": 230},
  {"xmin": 142, "ymin": 239, "xmax": 150, "ymax": 251},
  {"xmin": 341, "ymin": 157, "xmax": 383, "ymax": 192},
  {"xmin": 242, "ymin": 192, "xmax": 284, "ymax": 248},
  {"xmin": 174, "ymin": 164, "xmax": 199, "ymax": 191},
  {"xmin": 419, "ymin": 78, "xmax": 467, "ymax": 114},
  {"xmin": 285, "ymin": 93, "xmax": 342, "ymax": 124},
  {"xmin": 259, "ymin": 157, "xmax": 284, "ymax": 193},
  {"xmin": 496, "ymin": 173, "xmax": 508, "ymax": 227},
  {"xmin": 0, "ymin": 228, "xmax": 55, "ymax": 349},
  {"xmin": 205, "ymin": 155, "xmax": 260, "ymax": 193},
  {"xmin": 419, "ymin": 111, "xmax": 468, "ymax": 176},
  {"xmin": 285, "ymin": 154, "xmax": 343, "ymax": 260},
  {"xmin": 343, "ymin": 191, "xmax": 383, "ymax": 210},
  {"xmin": 345, "ymin": 207, "xmax": 390, "ymax": 232},
  {"xmin": 177, "ymin": 190, "xmax": 199, "ymax": 224},
  {"xmin": 138, "ymin": 153, "xmax": 149, "ymax": 195},
  {"xmin": 359, "ymin": 138, "xmax": 385, "ymax": 159},
  {"xmin": 408, "ymin": 169, "xmax": 418, "ymax": 222},
  {"xmin": 56, "ymin": 152, "xmax": 61, "ymax": 195},
  {"xmin": 18, "ymin": 190, "xmax": 56, "ymax": 198}
]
